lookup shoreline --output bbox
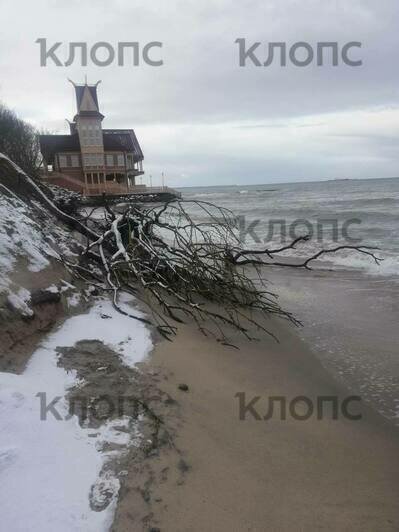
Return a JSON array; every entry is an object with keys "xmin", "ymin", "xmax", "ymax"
[
  {"xmin": 112, "ymin": 316, "xmax": 399, "ymax": 531},
  {"xmin": 263, "ymin": 265, "xmax": 399, "ymax": 425},
  {"xmin": 1, "ymin": 176, "xmax": 398, "ymax": 530},
  {"xmin": 1, "ymin": 264, "xmax": 399, "ymax": 531}
]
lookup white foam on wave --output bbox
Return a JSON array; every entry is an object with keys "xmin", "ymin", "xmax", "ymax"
[
  {"xmin": 190, "ymin": 192, "xmax": 227, "ymax": 199},
  {"xmin": 319, "ymin": 250, "xmax": 399, "ymax": 278}
]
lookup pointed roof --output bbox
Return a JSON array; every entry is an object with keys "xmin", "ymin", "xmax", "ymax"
[
  {"xmin": 68, "ymin": 79, "xmax": 104, "ymax": 120},
  {"xmin": 75, "ymin": 84, "xmax": 99, "ymax": 112}
]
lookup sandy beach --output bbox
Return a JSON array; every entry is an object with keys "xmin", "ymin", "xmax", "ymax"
[
  {"xmin": 1, "ymin": 159, "xmax": 398, "ymax": 531},
  {"xmin": 2, "ymin": 1, "xmax": 399, "ymax": 528},
  {"xmin": 113, "ymin": 317, "xmax": 399, "ymax": 532}
]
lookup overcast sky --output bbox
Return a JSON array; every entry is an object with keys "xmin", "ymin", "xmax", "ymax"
[{"xmin": 1, "ymin": 0, "xmax": 399, "ymax": 187}]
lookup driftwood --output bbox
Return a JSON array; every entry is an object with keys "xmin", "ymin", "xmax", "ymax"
[
  {"xmin": 0, "ymin": 153, "xmax": 382, "ymax": 345},
  {"xmin": 66, "ymin": 200, "xmax": 381, "ymax": 345}
]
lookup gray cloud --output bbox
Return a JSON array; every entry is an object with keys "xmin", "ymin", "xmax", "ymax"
[{"xmin": 1, "ymin": 0, "xmax": 399, "ymax": 185}]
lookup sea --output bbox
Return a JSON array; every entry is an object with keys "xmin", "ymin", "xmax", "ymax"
[{"xmin": 178, "ymin": 178, "xmax": 399, "ymax": 425}]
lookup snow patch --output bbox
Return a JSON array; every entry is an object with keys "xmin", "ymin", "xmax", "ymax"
[
  {"xmin": 6, "ymin": 287, "xmax": 33, "ymax": 317},
  {"xmin": 67, "ymin": 292, "xmax": 81, "ymax": 308},
  {"xmin": 0, "ymin": 177, "xmax": 75, "ymax": 296},
  {"xmin": 0, "ymin": 294, "xmax": 152, "ymax": 532}
]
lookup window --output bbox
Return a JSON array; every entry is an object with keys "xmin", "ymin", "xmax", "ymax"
[
  {"xmin": 79, "ymin": 121, "xmax": 102, "ymax": 147},
  {"xmin": 59, "ymin": 155, "xmax": 67, "ymax": 168},
  {"xmin": 83, "ymin": 153, "xmax": 104, "ymax": 168},
  {"xmin": 80, "ymin": 133, "xmax": 88, "ymax": 147},
  {"xmin": 106, "ymin": 154, "xmax": 114, "ymax": 167},
  {"xmin": 117, "ymin": 154, "xmax": 125, "ymax": 167},
  {"xmin": 71, "ymin": 155, "xmax": 79, "ymax": 168}
]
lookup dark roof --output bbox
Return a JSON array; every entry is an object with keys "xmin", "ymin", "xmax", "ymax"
[
  {"xmin": 39, "ymin": 134, "xmax": 81, "ymax": 162},
  {"xmin": 103, "ymin": 130, "xmax": 144, "ymax": 160},
  {"xmin": 75, "ymin": 85, "xmax": 99, "ymax": 111},
  {"xmin": 73, "ymin": 111, "xmax": 104, "ymax": 121},
  {"xmin": 39, "ymin": 129, "xmax": 144, "ymax": 163}
]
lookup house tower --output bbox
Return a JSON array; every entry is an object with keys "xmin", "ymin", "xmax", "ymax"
[{"xmin": 69, "ymin": 79, "xmax": 106, "ymax": 185}]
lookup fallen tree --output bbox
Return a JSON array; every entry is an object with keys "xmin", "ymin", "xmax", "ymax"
[{"xmin": 0, "ymin": 153, "xmax": 382, "ymax": 345}]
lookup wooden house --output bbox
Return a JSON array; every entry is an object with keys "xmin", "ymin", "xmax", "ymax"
[{"xmin": 39, "ymin": 80, "xmax": 146, "ymax": 196}]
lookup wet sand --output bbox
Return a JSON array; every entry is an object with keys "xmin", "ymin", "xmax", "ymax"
[
  {"xmin": 265, "ymin": 267, "xmax": 399, "ymax": 423},
  {"xmin": 113, "ymin": 318, "xmax": 399, "ymax": 532}
]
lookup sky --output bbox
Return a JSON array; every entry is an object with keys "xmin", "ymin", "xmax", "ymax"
[{"xmin": 1, "ymin": 0, "xmax": 399, "ymax": 187}]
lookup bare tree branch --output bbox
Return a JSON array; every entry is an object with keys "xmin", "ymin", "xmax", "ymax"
[{"xmin": 0, "ymin": 155, "xmax": 383, "ymax": 346}]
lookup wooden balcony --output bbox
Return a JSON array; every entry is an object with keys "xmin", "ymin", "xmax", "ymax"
[
  {"xmin": 84, "ymin": 182, "xmax": 131, "ymax": 196},
  {"xmin": 41, "ymin": 171, "xmax": 181, "ymax": 198},
  {"xmin": 83, "ymin": 183, "xmax": 180, "ymax": 197}
]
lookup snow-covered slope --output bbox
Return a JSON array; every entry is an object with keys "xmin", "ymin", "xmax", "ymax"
[
  {"xmin": 0, "ymin": 181, "xmax": 74, "ymax": 311},
  {"xmin": 0, "ymin": 294, "xmax": 152, "ymax": 532},
  {"xmin": 0, "ymin": 154, "xmax": 153, "ymax": 531}
]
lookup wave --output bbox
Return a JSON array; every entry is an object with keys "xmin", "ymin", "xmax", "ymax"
[
  {"xmin": 189, "ymin": 192, "xmax": 228, "ymax": 199},
  {"xmin": 312, "ymin": 251, "xmax": 399, "ymax": 278},
  {"xmin": 180, "ymin": 181, "xmax": 399, "ymax": 280}
]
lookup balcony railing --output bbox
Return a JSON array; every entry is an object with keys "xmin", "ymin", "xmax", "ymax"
[
  {"xmin": 40, "ymin": 171, "xmax": 180, "ymax": 197},
  {"xmin": 84, "ymin": 182, "xmax": 129, "ymax": 195},
  {"xmin": 83, "ymin": 183, "xmax": 181, "ymax": 197}
]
